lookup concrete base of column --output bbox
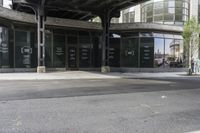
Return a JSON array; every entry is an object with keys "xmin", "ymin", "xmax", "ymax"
[
  {"xmin": 37, "ymin": 66, "xmax": 46, "ymax": 73},
  {"xmin": 101, "ymin": 66, "xmax": 110, "ymax": 73}
]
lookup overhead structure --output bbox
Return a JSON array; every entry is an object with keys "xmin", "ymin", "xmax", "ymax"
[{"xmin": 12, "ymin": 0, "xmax": 148, "ymax": 73}]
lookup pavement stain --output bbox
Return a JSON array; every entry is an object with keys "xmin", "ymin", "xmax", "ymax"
[{"xmin": 12, "ymin": 116, "xmax": 22, "ymax": 127}]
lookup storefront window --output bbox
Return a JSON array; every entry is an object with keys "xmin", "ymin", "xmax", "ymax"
[
  {"xmin": 0, "ymin": 26, "xmax": 9, "ymax": 68},
  {"xmin": 140, "ymin": 38, "xmax": 154, "ymax": 68},
  {"xmin": 165, "ymin": 39, "xmax": 175, "ymax": 68},
  {"xmin": 15, "ymin": 30, "xmax": 35, "ymax": 68},
  {"xmin": 79, "ymin": 35, "xmax": 92, "ymax": 68},
  {"xmin": 53, "ymin": 34, "xmax": 65, "ymax": 68},
  {"xmin": 45, "ymin": 33, "xmax": 53, "ymax": 67},
  {"xmin": 92, "ymin": 36, "xmax": 101, "ymax": 68},
  {"xmin": 121, "ymin": 38, "xmax": 139, "ymax": 67},
  {"xmin": 154, "ymin": 38, "xmax": 164, "ymax": 68},
  {"xmin": 67, "ymin": 36, "xmax": 78, "ymax": 69},
  {"xmin": 164, "ymin": 39, "xmax": 184, "ymax": 68},
  {"xmin": 109, "ymin": 38, "xmax": 120, "ymax": 67}
]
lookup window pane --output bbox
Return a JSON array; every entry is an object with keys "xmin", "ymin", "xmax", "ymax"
[
  {"xmin": 45, "ymin": 33, "xmax": 53, "ymax": 67},
  {"xmin": 0, "ymin": 27, "xmax": 9, "ymax": 68},
  {"xmin": 15, "ymin": 31, "xmax": 35, "ymax": 68},
  {"xmin": 154, "ymin": 38, "xmax": 164, "ymax": 68},
  {"xmin": 79, "ymin": 35, "xmax": 91, "ymax": 68},
  {"xmin": 140, "ymin": 38, "xmax": 154, "ymax": 68},
  {"xmin": 121, "ymin": 38, "xmax": 139, "ymax": 67},
  {"xmin": 154, "ymin": 15, "xmax": 163, "ymax": 21},
  {"xmin": 109, "ymin": 38, "xmax": 120, "ymax": 67},
  {"xmin": 165, "ymin": 39, "xmax": 176, "ymax": 68},
  {"xmin": 164, "ymin": 14, "xmax": 174, "ymax": 21},
  {"xmin": 53, "ymin": 35, "xmax": 65, "ymax": 68}
]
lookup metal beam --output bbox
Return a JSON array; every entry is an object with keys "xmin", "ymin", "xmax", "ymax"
[
  {"xmin": 36, "ymin": 3, "xmax": 46, "ymax": 72},
  {"xmin": 100, "ymin": 9, "xmax": 111, "ymax": 67}
]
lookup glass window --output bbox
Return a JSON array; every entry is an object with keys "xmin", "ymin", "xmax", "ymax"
[
  {"xmin": 175, "ymin": 1, "xmax": 183, "ymax": 8},
  {"xmin": 129, "ymin": 11, "xmax": 135, "ymax": 23},
  {"xmin": 53, "ymin": 34, "xmax": 65, "ymax": 68},
  {"xmin": 174, "ymin": 39, "xmax": 184, "ymax": 67},
  {"xmin": 164, "ymin": 39, "xmax": 176, "ymax": 68},
  {"xmin": 141, "ymin": 0, "xmax": 189, "ymax": 25},
  {"xmin": 79, "ymin": 35, "xmax": 91, "ymax": 68},
  {"xmin": 154, "ymin": 15, "xmax": 163, "ymax": 22},
  {"xmin": 168, "ymin": 1, "xmax": 175, "ymax": 8},
  {"xmin": 15, "ymin": 31, "xmax": 35, "ymax": 68},
  {"xmin": 121, "ymin": 38, "xmax": 139, "ymax": 67},
  {"xmin": 140, "ymin": 38, "xmax": 154, "ymax": 68},
  {"xmin": 175, "ymin": 15, "xmax": 182, "ymax": 21},
  {"xmin": 109, "ymin": 38, "xmax": 120, "ymax": 67},
  {"xmin": 164, "ymin": 14, "xmax": 174, "ymax": 21},
  {"xmin": 45, "ymin": 33, "xmax": 53, "ymax": 67},
  {"xmin": 183, "ymin": 2, "xmax": 189, "ymax": 8},
  {"xmin": 154, "ymin": 38, "xmax": 164, "ymax": 68},
  {"xmin": 199, "ymin": 0, "xmax": 200, "ymax": 22},
  {"xmin": 175, "ymin": 8, "xmax": 182, "ymax": 14},
  {"xmin": 154, "ymin": 8, "xmax": 163, "ymax": 15},
  {"xmin": 154, "ymin": 1, "xmax": 163, "ymax": 9},
  {"xmin": 0, "ymin": 27, "xmax": 9, "ymax": 68}
]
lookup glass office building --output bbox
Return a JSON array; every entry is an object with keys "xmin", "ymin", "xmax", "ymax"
[{"xmin": 141, "ymin": 0, "xmax": 189, "ymax": 25}]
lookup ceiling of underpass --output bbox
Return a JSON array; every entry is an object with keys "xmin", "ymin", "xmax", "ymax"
[{"xmin": 12, "ymin": 0, "xmax": 148, "ymax": 20}]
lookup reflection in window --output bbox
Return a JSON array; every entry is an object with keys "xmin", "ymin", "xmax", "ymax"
[
  {"xmin": 165, "ymin": 39, "xmax": 174, "ymax": 68},
  {"xmin": 120, "ymin": 32, "xmax": 185, "ymax": 68},
  {"xmin": 154, "ymin": 38, "xmax": 164, "ymax": 68},
  {"xmin": 164, "ymin": 39, "xmax": 184, "ymax": 68}
]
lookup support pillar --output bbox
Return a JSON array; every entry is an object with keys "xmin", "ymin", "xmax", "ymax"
[
  {"xmin": 100, "ymin": 10, "xmax": 111, "ymax": 73},
  {"xmin": 37, "ymin": 7, "xmax": 46, "ymax": 73}
]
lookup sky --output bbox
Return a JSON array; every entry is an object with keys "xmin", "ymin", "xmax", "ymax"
[{"xmin": 3, "ymin": 0, "xmax": 12, "ymax": 8}]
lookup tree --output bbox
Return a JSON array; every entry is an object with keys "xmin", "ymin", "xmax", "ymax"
[{"xmin": 182, "ymin": 17, "xmax": 200, "ymax": 74}]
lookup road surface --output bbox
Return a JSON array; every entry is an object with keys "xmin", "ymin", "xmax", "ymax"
[{"xmin": 0, "ymin": 78, "xmax": 200, "ymax": 133}]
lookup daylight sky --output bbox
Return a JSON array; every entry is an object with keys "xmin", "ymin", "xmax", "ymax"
[{"xmin": 3, "ymin": 0, "xmax": 12, "ymax": 8}]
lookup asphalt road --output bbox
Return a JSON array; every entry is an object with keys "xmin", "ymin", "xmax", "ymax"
[{"xmin": 0, "ymin": 78, "xmax": 200, "ymax": 133}]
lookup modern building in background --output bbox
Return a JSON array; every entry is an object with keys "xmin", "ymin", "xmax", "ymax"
[
  {"xmin": 0, "ymin": 0, "xmax": 198, "ymax": 72},
  {"xmin": 111, "ymin": 0, "xmax": 190, "ymax": 25}
]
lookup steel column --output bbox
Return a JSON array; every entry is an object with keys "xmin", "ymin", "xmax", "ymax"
[
  {"xmin": 37, "ymin": 15, "xmax": 45, "ymax": 66},
  {"xmin": 36, "ymin": 5, "xmax": 46, "ymax": 73},
  {"xmin": 101, "ymin": 10, "xmax": 111, "ymax": 67}
]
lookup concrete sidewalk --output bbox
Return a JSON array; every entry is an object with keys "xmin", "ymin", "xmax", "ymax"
[{"xmin": 0, "ymin": 71, "xmax": 199, "ymax": 80}]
